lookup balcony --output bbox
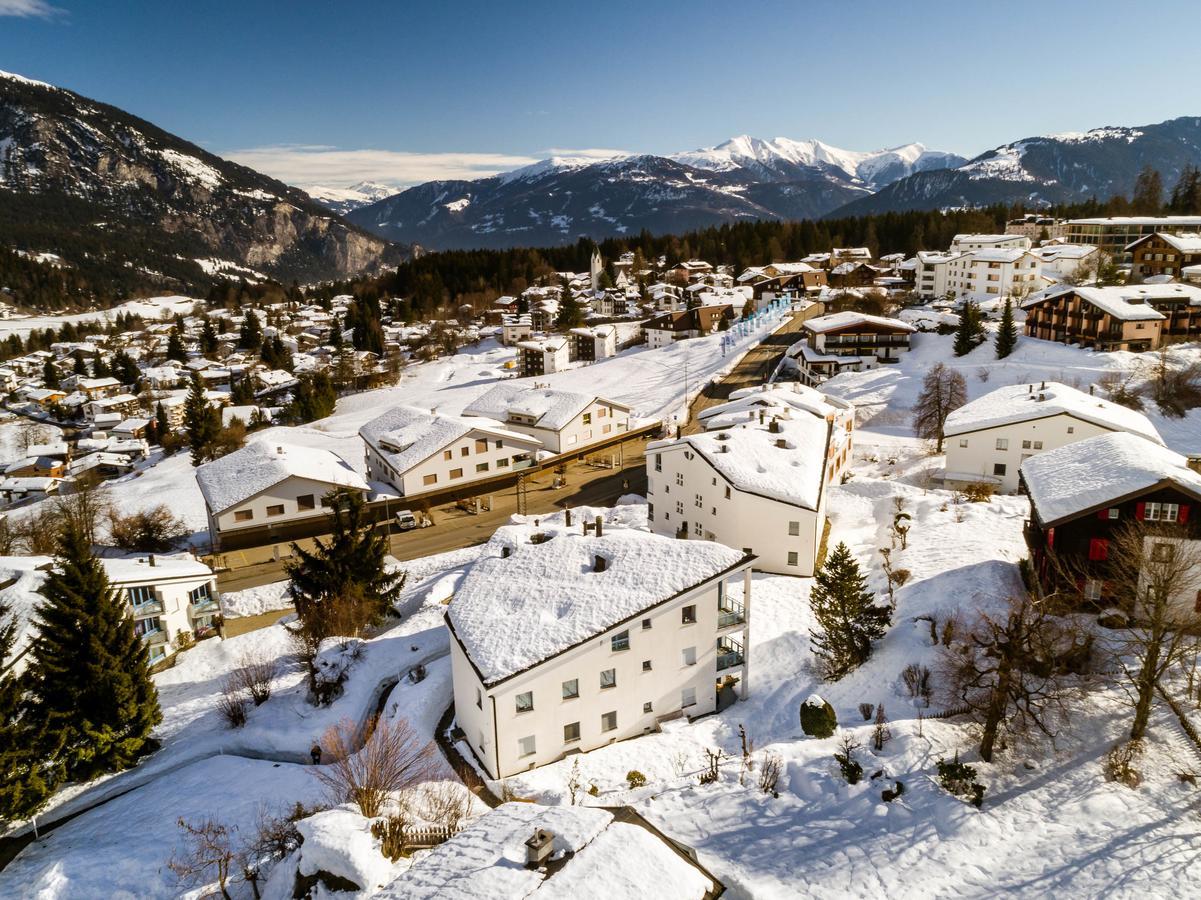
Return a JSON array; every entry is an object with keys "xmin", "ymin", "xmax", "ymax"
[
  {"xmin": 189, "ymin": 597, "xmax": 220, "ymax": 616},
  {"xmin": 140, "ymin": 628, "xmax": 168, "ymax": 646},
  {"xmin": 717, "ymin": 601, "xmax": 745, "ymax": 629},
  {"xmin": 716, "ymin": 637, "xmax": 744, "ymax": 671},
  {"xmin": 131, "ymin": 600, "xmax": 164, "ymax": 617}
]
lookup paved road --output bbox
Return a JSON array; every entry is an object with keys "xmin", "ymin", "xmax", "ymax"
[{"xmin": 682, "ymin": 310, "xmax": 810, "ymax": 434}]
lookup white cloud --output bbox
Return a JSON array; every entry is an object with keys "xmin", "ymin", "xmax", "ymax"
[
  {"xmin": 223, "ymin": 144, "xmax": 634, "ymax": 190},
  {"xmin": 223, "ymin": 145, "xmax": 542, "ymax": 190},
  {"xmin": 0, "ymin": 0, "xmax": 65, "ymax": 18}
]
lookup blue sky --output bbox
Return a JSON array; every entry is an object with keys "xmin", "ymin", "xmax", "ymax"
[{"xmin": 2, "ymin": 0, "xmax": 1198, "ymax": 188}]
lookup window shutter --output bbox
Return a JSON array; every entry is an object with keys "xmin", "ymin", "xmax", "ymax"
[
  {"xmin": 1047, "ymin": 528, "xmax": 1054, "ymax": 548},
  {"xmin": 1096, "ymin": 508, "xmax": 1109, "ymax": 520},
  {"xmin": 1179, "ymin": 504, "xmax": 1191, "ymax": 524},
  {"xmin": 1136, "ymin": 502, "xmax": 1146, "ymax": 520},
  {"xmin": 1195, "ymin": 590, "xmax": 1201, "ymax": 614},
  {"xmin": 1088, "ymin": 538, "xmax": 1109, "ymax": 561}
]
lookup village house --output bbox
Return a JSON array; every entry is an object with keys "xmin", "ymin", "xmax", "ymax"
[
  {"xmin": 789, "ymin": 311, "xmax": 915, "ymax": 385},
  {"xmin": 665, "ymin": 259, "xmax": 714, "ymax": 284},
  {"xmin": 828, "ymin": 262, "xmax": 881, "ymax": 289},
  {"xmin": 1021, "ymin": 432, "xmax": 1201, "ymax": 612},
  {"xmin": 446, "ymin": 515, "xmax": 754, "ymax": 778},
  {"xmin": 647, "ymin": 383, "xmax": 852, "ymax": 575},
  {"xmin": 568, "ymin": 324, "xmax": 617, "ymax": 362},
  {"xmin": 86, "ymin": 393, "xmax": 142, "ymax": 423},
  {"xmin": 1022, "ymin": 283, "xmax": 1201, "ymax": 351},
  {"xmin": 951, "ymin": 234, "xmax": 1032, "ymax": 252},
  {"xmin": 360, "ymin": 406, "xmax": 543, "ymax": 498},
  {"xmin": 943, "ymin": 381, "xmax": 1164, "ymax": 493},
  {"xmin": 196, "ymin": 440, "xmax": 370, "ymax": 550},
  {"xmin": 642, "ymin": 305, "xmax": 735, "ymax": 350},
  {"xmin": 1005, "ymin": 214, "xmax": 1065, "ymax": 241},
  {"xmin": 1127, "ymin": 232, "xmax": 1201, "ymax": 280},
  {"xmin": 1062, "ymin": 216, "xmax": 1201, "ymax": 260},
  {"xmin": 76, "ymin": 376, "xmax": 123, "ymax": 400},
  {"xmin": 1030, "ymin": 243, "xmax": 1098, "ymax": 282},
  {"xmin": 500, "ymin": 314, "xmax": 534, "ymax": 346},
  {"xmin": 464, "ymin": 386, "xmax": 632, "ymax": 454},
  {"xmin": 517, "ymin": 337, "xmax": 570, "ymax": 378}
]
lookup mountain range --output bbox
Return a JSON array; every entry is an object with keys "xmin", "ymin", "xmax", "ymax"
[
  {"xmin": 340, "ymin": 119, "xmax": 1201, "ymax": 250},
  {"xmin": 0, "ymin": 70, "xmax": 405, "ymax": 299}
]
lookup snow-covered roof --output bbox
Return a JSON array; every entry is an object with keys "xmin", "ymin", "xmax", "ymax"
[
  {"xmin": 449, "ymin": 518, "xmax": 748, "ymax": 684},
  {"xmin": 803, "ymin": 311, "xmax": 916, "ymax": 334},
  {"xmin": 697, "ymin": 382, "xmax": 848, "ymax": 430},
  {"xmin": 377, "ymin": 803, "xmax": 715, "ymax": 900},
  {"xmin": 1126, "ymin": 231, "xmax": 1201, "ymax": 254},
  {"xmin": 196, "ymin": 440, "xmax": 368, "ymax": 514},
  {"xmin": 464, "ymin": 385, "xmax": 627, "ymax": 431},
  {"xmin": 360, "ymin": 406, "xmax": 539, "ymax": 477},
  {"xmin": 1022, "ymin": 432, "xmax": 1201, "ymax": 525},
  {"xmin": 650, "ymin": 413, "xmax": 832, "ymax": 510},
  {"xmin": 944, "ymin": 382, "xmax": 1163, "ymax": 444},
  {"xmin": 1021, "ymin": 284, "xmax": 1201, "ymax": 320},
  {"xmin": 100, "ymin": 554, "xmax": 213, "ymax": 586}
]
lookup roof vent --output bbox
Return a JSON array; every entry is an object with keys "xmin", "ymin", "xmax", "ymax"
[
  {"xmin": 593, "ymin": 554, "xmax": 607, "ymax": 573},
  {"xmin": 776, "ymin": 438, "xmax": 787, "ymax": 449},
  {"xmin": 276, "ymin": 446, "xmax": 284, "ymax": 455},
  {"xmin": 501, "ymin": 546, "xmax": 511, "ymax": 559},
  {"xmin": 526, "ymin": 829, "xmax": 555, "ymax": 868},
  {"xmin": 1187, "ymin": 455, "xmax": 1201, "ymax": 476},
  {"xmin": 769, "ymin": 419, "xmax": 781, "ymax": 434}
]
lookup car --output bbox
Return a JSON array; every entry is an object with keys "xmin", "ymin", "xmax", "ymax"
[{"xmin": 394, "ymin": 509, "xmax": 419, "ymax": 531}]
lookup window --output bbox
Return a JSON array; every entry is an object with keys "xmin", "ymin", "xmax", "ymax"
[
  {"xmin": 993, "ymin": 463, "xmax": 1007, "ymax": 476},
  {"xmin": 475, "ymin": 687, "xmax": 482, "ymax": 709},
  {"xmin": 583, "ymin": 412, "xmax": 592, "ymax": 425},
  {"xmin": 1022, "ymin": 440, "xmax": 1032, "ymax": 450},
  {"xmin": 643, "ymin": 701, "xmax": 653, "ymax": 714},
  {"xmin": 1033, "ymin": 441, "xmax": 1043, "ymax": 450},
  {"xmin": 598, "ymin": 407, "xmax": 607, "ymax": 418},
  {"xmin": 693, "ymin": 521, "xmax": 703, "ymax": 537},
  {"xmin": 1107, "ymin": 508, "xmax": 1120, "ymax": 520},
  {"xmin": 995, "ymin": 438, "xmax": 1008, "ymax": 451},
  {"xmin": 642, "ymin": 659, "xmax": 652, "ymax": 671},
  {"xmin": 266, "ymin": 504, "xmax": 285, "ymax": 517},
  {"xmin": 515, "ymin": 691, "xmax": 534, "ymax": 713},
  {"xmin": 443, "ymin": 449, "xmax": 453, "ymax": 461},
  {"xmin": 188, "ymin": 584, "xmax": 212, "ymax": 604},
  {"xmin": 682, "ymin": 646, "xmax": 697, "ymax": 666},
  {"xmin": 647, "ymin": 503, "xmax": 654, "ymax": 521},
  {"xmin": 641, "ymin": 618, "xmax": 652, "ymax": 630},
  {"xmin": 564, "ymin": 722, "xmax": 580, "ymax": 743},
  {"xmin": 600, "ymin": 669, "xmax": 617, "ymax": 689},
  {"xmin": 234, "ymin": 509, "xmax": 253, "ymax": 522},
  {"xmin": 1144, "ymin": 502, "xmax": 1181, "ymax": 523},
  {"xmin": 475, "ymin": 439, "xmax": 488, "ymax": 453},
  {"xmin": 476, "ymin": 462, "xmax": 489, "ymax": 473},
  {"xmin": 601, "ymin": 711, "xmax": 617, "ymax": 732},
  {"xmin": 681, "ymin": 687, "xmax": 697, "ymax": 708},
  {"xmin": 450, "ymin": 468, "xmax": 463, "ymax": 479},
  {"xmin": 1084, "ymin": 580, "xmax": 1103, "ymax": 601},
  {"xmin": 562, "ymin": 679, "xmax": 579, "ymax": 700},
  {"xmin": 128, "ymin": 585, "xmax": 155, "ymax": 607},
  {"xmin": 1067, "ymin": 426, "xmax": 1074, "ymax": 434},
  {"xmin": 134, "ymin": 616, "xmax": 162, "ymax": 637},
  {"xmin": 1088, "ymin": 538, "xmax": 1109, "ymax": 561},
  {"xmin": 611, "ymin": 631, "xmax": 630, "ymax": 652},
  {"xmin": 695, "ymin": 493, "xmax": 703, "ymax": 508},
  {"xmin": 959, "ymin": 438, "xmax": 968, "ymax": 448},
  {"xmin": 676, "ymin": 500, "xmax": 684, "ymax": 516},
  {"xmin": 518, "ymin": 735, "xmax": 536, "ymax": 757},
  {"xmin": 296, "ymin": 494, "xmax": 315, "ymax": 511},
  {"xmin": 788, "ymin": 551, "xmax": 799, "ymax": 567},
  {"xmin": 788, "ymin": 521, "xmax": 800, "ymax": 536},
  {"xmin": 724, "ymin": 486, "xmax": 731, "ymax": 499},
  {"xmin": 603, "ymin": 424, "xmax": 611, "ymax": 434},
  {"xmin": 1152, "ymin": 543, "xmax": 1175, "ymax": 563},
  {"xmin": 423, "ymin": 474, "xmax": 437, "ymax": 486},
  {"xmin": 654, "ymin": 455, "xmax": 661, "ymax": 472},
  {"xmin": 459, "ymin": 446, "xmax": 470, "ymax": 457},
  {"xmin": 675, "ymin": 473, "xmax": 684, "ymax": 486},
  {"xmin": 682, "ymin": 605, "xmax": 697, "ymax": 624}
]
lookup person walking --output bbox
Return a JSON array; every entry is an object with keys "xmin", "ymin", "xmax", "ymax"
[{"xmin": 309, "ymin": 743, "xmax": 322, "ymax": 765}]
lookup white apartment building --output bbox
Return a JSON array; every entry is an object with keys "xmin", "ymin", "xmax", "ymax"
[
  {"xmin": 103, "ymin": 555, "xmax": 220, "ymax": 666},
  {"xmin": 647, "ymin": 385, "xmax": 854, "ymax": 575},
  {"xmin": 197, "ymin": 440, "xmax": 370, "ymax": 550},
  {"xmin": 943, "ymin": 381, "xmax": 1164, "ymax": 493},
  {"xmin": 950, "ymin": 234, "xmax": 1032, "ymax": 252},
  {"xmin": 568, "ymin": 324, "xmax": 617, "ymax": 361},
  {"xmin": 447, "ymin": 515, "xmax": 754, "ymax": 778},
  {"xmin": 914, "ymin": 247, "xmax": 1042, "ymax": 301},
  {"xmin": 463, "ymin": 386, "xmax": 632, "ymax": 454},
  {"xmin": 360, "ymin": 406, "xmax": 544, "ymax": 498},
  {"xmin": 516, "ymin": 338, "xmax": 570, "ymax": 377},
  {"xmin": 1030, "ymin": 243, "xmax": 1097, "ymax": 282}
]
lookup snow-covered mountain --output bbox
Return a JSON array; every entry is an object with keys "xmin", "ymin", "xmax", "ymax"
[
  {"xmin": 671, "ymin": 135, "xmax": 965, "ymax": 189},
  {"xmin": 834, "ymin": 117, "xmax": 1201, "ymax": 217},
  {"xmin": 0, "ymin": 70, "xmax": 406, "ymax": 295},
  {"xmin": 306, "ymin": 181, "xmax": 397, "ymax": 215},
  {"xmin": 346, "ymin": 136, "xmax": 964, "ymax": 250}
]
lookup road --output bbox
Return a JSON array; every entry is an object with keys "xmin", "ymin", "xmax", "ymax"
[{"xmin": 218, "ymin": 443, "xmax": 648, "ymax": 601}]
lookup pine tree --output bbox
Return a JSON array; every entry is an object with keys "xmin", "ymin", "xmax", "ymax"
[
  {"xmin": 285, "ymin": 488, "xmax": 406, "ymax": 638},
  {"xmin": 72, "ymin": 350, "xmax": 88, "ymax": 376},
  {"xmin": 199, "ymin": 317, "xmax": 219, "ymax": 355},
  {"xmin": 809, "ymin": 542, "xmax": 889, "ymax": 680},
  {"xmin": 23, "ymin": 523, "xmax": 161, "ymax": 784},
  {"xmin": 239, "ymin": 309, "xmax": 263, "ymax": 351},
  {"xmin": 1131, "ymin": 166, "xmax": 1164, "ymax": 215},
  {"xmin": 155, "ymin": 402, "xmax": 171, "ymax": 442},
  {"xmin": 556, "ymin": 284, "xmax": 585, "ymax": 330},
  {"xmin": 0, "ymin": 595, "xmax": 57, "ymax": 826},
  {"xmin": 42, "ymin": 358, "xmax": 59, "ymax": 389},
  {"xmin": 995, "ymin": 298, "xmax": 1018, "ymax": 359},
  {"xmin": 953, "ymin": 300, "xmax": 984, "ymax": 357},
  {"xmin": 166, "ymin": 327, "xmax": 187, "ymax": 363},
  {"xmin": 184, "ymin": 372, "xmax": 219, "ymax": 466}
]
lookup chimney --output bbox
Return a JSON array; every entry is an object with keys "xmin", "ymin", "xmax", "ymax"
[
  {"xmin": 758, "ymin": 410, "xmax": 765, "ymax": 424},
  {"xmin": 276, "ymin": 446, "xmax": 284, "ymax": 455},
  {"xmin": 593, "ymin": 554, "xmax": 607, "ymax": 573},
  {"xmin": 776, "ymin": 438, "xmax": 787, "ymax": 449},
  {"xmin": 769, "ymin": 418, "xmax": 781, "ymax": 434},
  {"xmin": 501, "ymin": 546, "xmax": 511, "ymax": 559},
  {"xmin": 1187, "ymin": 455, "xmax": 1201, "ymax": 476},
  {"xmin": 1040, "ymin": 381, "xmax": 1046, "ymax": 390},
  {"xmin": 595, "ymin": 516, "xmax": 603, "ymax": 538},
  {"xmin": 148, "ymin": 554, "xmax": 156, "ymax": 567},
  {"xmin": 525, "ymin": 829, "xmax": 555, "ymax": 868},
  {"xmin": 1089, "ymin": 384, "xmax": 1095, "ymax": 396},
  {"xmin": 565, "ymin": 509, "xmax": 572, "ymax": 527},
  {"xmin": 1028, "ymin": 384, "xmax": 1033, "ymax": 394}
]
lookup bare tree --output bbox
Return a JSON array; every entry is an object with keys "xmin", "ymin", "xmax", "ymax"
[
  {"xmin": 404, "ymin": 780, "xmax": 472, "ymax": 832},
  {"xmin": 168, "ymin": 817, "xmax": 238, "ymax": 900},
  {"xmin": 107, "ymin": 504, "xmax": 188, "ymax": 552},
  {"xmin": 234, "ymin": 651, "xmax": 278, "ymax": 706},
  {"xmin": 912, "ymin": 363, "xmax": 967, "ymax": 452},
  {"xmin": 217, "ymin": 675, "xmax": 249, "ymax": 728},
  {"xmin": 51, "ymin": 472, "xmax": 110, "ymax": 548},
  {"xmin": 1146, "ymin": 350, "xmax": 1201, "ymax": 418},
  {"xmin": 1100, "ymin": 523, "xmax": 1201, "ymax": 741},
  {"xmin": 942, "ymin": 593, "xmax": 1086, "ymax": 761},
  {"xmin": 313, "ymin": 716, "xmax": 440, "ymax": 817}
]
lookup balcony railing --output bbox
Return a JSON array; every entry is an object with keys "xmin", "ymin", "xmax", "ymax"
[
  {"xmin": 718, "ymin": 602, "xmax": 745, "ymax": 628},
  {"xmin": 140, "ymin": 628, "xmax": 168, "ymax": 646},
  {"xmin": 189, "ymin": 598, "xmax": 220, "ymax": 615},
  {"xmin": 716, "ymin": 637, "xmax": 744, "ymax": 671},
  {"xmin": 132, "ymin": 600, "xmax": 164, "ymax": 617}
]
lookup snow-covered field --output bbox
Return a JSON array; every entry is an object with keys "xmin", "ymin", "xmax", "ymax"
[{"xmin": 0, "ymin": 295, "xmax": 199, "ymax": 339}]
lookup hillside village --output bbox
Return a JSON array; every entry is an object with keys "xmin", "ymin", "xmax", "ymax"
[{"xmin": 3, "ymin": 209, "xmax": 1201, "ymax": 899}]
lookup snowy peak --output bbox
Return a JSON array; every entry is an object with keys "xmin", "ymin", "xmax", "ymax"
[
  {"xmin": 498, "ymin": 153, "xmax": 630, "ymax": 184},
  {"xmin": 306, "ymin": 180, "xmax": 397, "ymax": 214},
  {"xmin": 671, "ymin": 135, "xmax": 965, "ymax": 187}
]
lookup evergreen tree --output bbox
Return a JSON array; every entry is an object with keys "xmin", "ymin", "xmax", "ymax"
[
  {"xmin": 72, "ymin": 350, "xmax": 88, "ymax": 377},
  {"xmin": 953, "ymin": 300, "xmax": 985, "ymax": 357},
  {"xmin": 23, "ymin": 523, "xmax": 161, "ymax": 784},
  {"xmin": 42, "ymin": 358, "xmax": 59, "ymax": 389},
  {"xmin": 1131, "ymin": 166, "xmax": 1164, "ymax": 215},
  {"xmin": 555, "ymin": 285, "xmax": 585, "ymax": 329},
  {"xmin": 199, "ymin": 316, "xmax": 219, "ymax": 355},
  {"xmin": 239, "ymin": 309, "xmax": 263, "ymax": 352},
  {"xmin": 92, "ymin": 355, "xmax": 111, "ymax": 379},
  {"xmin": 287, "ymin": 372, "xmax": 337, "ymax": 423},
  {"xmin": 184, "ymin": 372, "xmax": 220, "ymax": 466},
  {"xmin": 166, "ymin": 327, "xmax": 187, "ymax": 363},
  {"xmin": 0, "ymin": 595, "xmax": 57, "ymax": 826},
  {"xmin": 995, "ymin": 298, "xmax": 1018, "ymax": 359},
  {"xmin": 155, "ymin": 402, "xmax": 171, "ymax": 443},
  {"xmin": 809, "ymin": 542, "xmax": 889, "ymax": 680},
  {"xmin": 1168, "ymin": 165, "xmax": 1201, "ymax": 214},
  {"xmin": 285, "ymin": 488, "xmax": 406, "ymax": 635}
]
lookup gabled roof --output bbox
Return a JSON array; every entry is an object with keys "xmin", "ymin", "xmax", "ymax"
[
  {"xmin": 1020, "ymin": 284, "xmax": 1197, "ymax": 321},
  {"xmin": 1021, "ymin": 432, "xmax": 1201, "ymax": 526},
  {"xmin": 944, "ymin": 382, "xmax": 1163, "ymax": 444},
  {"xmin": 448, "ymin": 517, "xmax": 747, "ymax": 684},
  {"xmin": 359, "ymin": 406, "xmax": 540, "ymax": 477},
  {"xmin": 803, "ymin": 311, "xmax": 916, "ymax": 334},
  {"xmin": 464, "ymin": 385, "xmax": 629, "ymax": 431},
  {"xmin": 1125, "ymin": 231, "xmax": 1201, "ymax": 254},
  {"xmin": 196, "ymin": 440, "xmax": 368, "ymax": 514}
]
